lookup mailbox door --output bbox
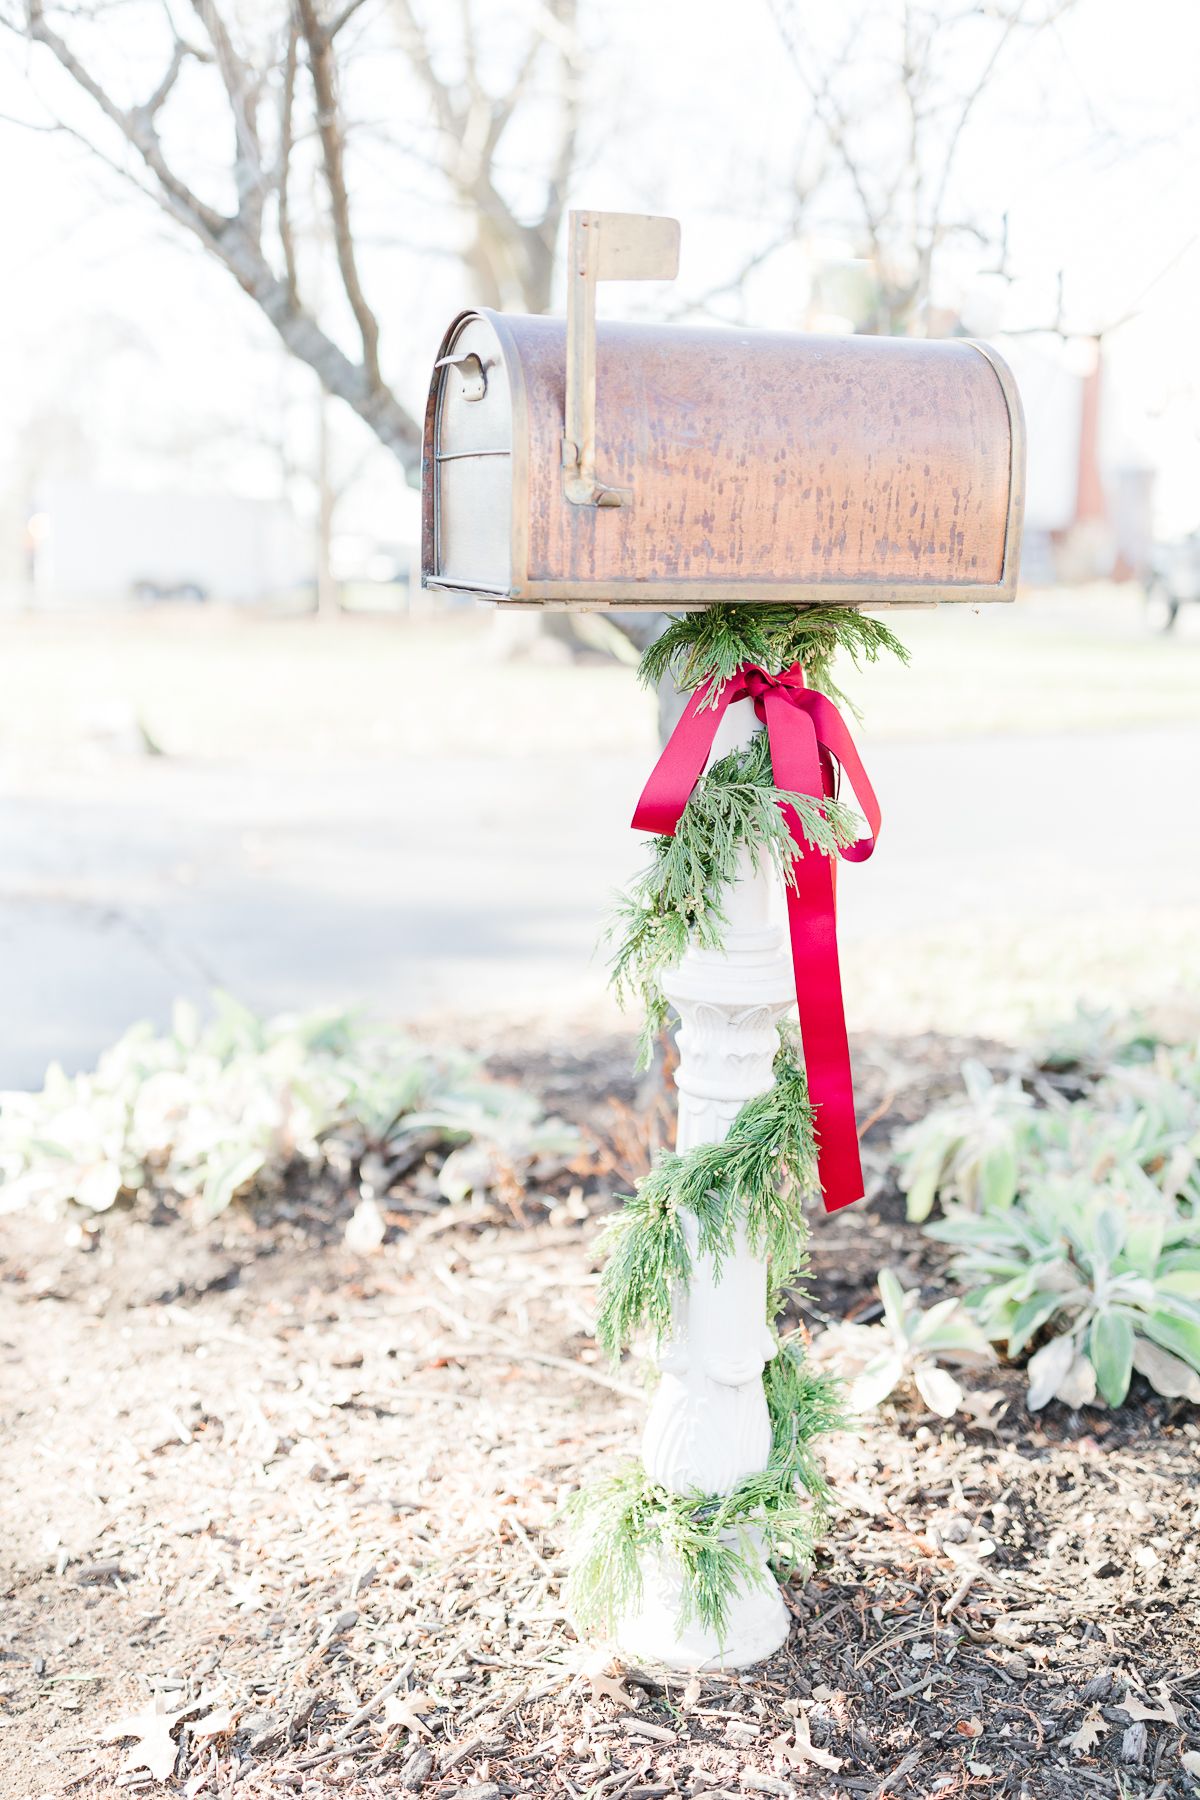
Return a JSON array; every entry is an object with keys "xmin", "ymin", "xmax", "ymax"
[{"xmin": 425, "ymin": 313, "xmax": 514, "ymax": 598}]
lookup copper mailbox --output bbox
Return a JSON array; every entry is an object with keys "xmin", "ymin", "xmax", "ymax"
[{"xmin": 422, "ymin": 212, "xmax": 1025, "ymax": 610}]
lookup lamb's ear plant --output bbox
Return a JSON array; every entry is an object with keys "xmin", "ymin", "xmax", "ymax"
[
  {"xmin": 815, "ymin": 1268, "xmax": 996, "ymax": 1419},
  {"xmin": 895, "ymin": 1059, "xmax": 1033, "ymax": 1222},
  {"xmin": 929, "ymin": 1181, "xmax": 1200, "ymax": 1408},
  {"xmin": 899, "ymin": 1037, "xmax": 1200, "ymax": 1229},
  {"xmin": 0, "ymin": 995, "xmax": 577, "ymax": 1223}
]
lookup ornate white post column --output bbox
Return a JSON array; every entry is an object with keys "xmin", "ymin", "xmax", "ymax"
[{"xmin": 616, "ymin": 698, "xmax": 798, "ymax": 1670}]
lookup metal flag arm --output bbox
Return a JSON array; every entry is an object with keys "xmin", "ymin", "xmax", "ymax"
[{"xmin": 561, "ymin": 209, "xmax": 681, "ymax": 509}]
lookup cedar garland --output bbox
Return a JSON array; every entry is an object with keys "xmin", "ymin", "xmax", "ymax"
[{"xmin": 568, "ymin": 606, "xmax": 907, "ymax": 1643}]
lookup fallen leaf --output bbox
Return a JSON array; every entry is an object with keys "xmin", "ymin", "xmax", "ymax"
[
  {"xmin": 382, "ymin": 1691, "xmax": 435, "ymax": 1738},
  {"xmin": 344, "ymin": 1196, "xmax": 386, "ymax": 1253},
  {"xmin": 189, "ymin": 1706, "xmax": 236, "ymax": 1741},
  {"xmin": 958, "ymin": 1387, "xmax": 1008, "ymax": 1428},
  {"xmin": 585, "ymin": 1666, "xmax": 631, "ymax": 1710},
  {"xmin": 101, "ymin": 1699, "xmax": 186, "ymax": 1782},
  {"xmin": 956, "ymin": 1717, "xmax": 984, "ymax": 1738},
  {"xmin": 1117, "ymin": 1682, "xmax": 1178, "ymax": 1725},
  {"xmin": 680, "ymin": 1675, "xmax": 702, "ymax": 1712},
  {"xmin": 1064, "ymin": 1707, "xmax": 1107, "ymax": 1754},
  {"xmin": 1181, "ymin": 1749, "xmax": 1200, "ymax": 1776},
  {"xmin": 770, "ymin": 1714, "xmax": 843, "ymax": 1774},
  {"xmin": 913, "ymin": 1361, "xmax": 964, "ymax": 1418}
]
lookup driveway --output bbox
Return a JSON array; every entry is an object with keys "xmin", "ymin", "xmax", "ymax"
[{"xmin": 3, "ymin": 719, "xmax": 1198, "ymax": 1087}]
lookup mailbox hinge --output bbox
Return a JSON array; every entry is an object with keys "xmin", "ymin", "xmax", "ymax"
[{"xmin": 562, "ymin": 209, "xmax": 680, "ymax": 509}]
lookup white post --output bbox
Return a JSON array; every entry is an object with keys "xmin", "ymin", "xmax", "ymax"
[{"xmin": 616, "ymin": 698, "xmax": 798, "ymax": 1670}]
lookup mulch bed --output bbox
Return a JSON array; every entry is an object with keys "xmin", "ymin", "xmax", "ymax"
[{"xmin": 1, "ymin": 1026, "xmax": 1198, "ymax": 1799}]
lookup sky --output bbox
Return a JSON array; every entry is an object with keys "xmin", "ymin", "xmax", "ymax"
[{"xmin": 1, "ymin": 0, "xmax": 1199, "ymax": 552}]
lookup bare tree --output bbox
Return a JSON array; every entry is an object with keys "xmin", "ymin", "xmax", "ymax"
[
  {"xmin": 766, "ymin": 0, "xmax": 1075, "ymax": 337},
  {"xmin": 6, "ymin": 0, "xmax": 581, "ymax": 479}
]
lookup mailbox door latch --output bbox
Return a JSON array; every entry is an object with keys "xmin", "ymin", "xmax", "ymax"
[
  {"xmin": 562, "ymin": 210, "xmax": 680, "ymax": 509},
  {"xmin": 434, "ymin": 351, "xmax": 487, "ymax": 402}
]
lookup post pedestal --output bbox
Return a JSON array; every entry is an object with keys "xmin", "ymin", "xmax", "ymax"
[{"xmin": 616, "ymin": 699, "xmax": 797, "ymax": 1670}]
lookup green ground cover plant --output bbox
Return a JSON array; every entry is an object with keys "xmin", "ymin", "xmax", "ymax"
[{"xmin": 0, "ymin": 993, "xmax": 576, "ymax": 1223}]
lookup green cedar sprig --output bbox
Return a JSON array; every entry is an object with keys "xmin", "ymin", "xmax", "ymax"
[
  {"xmin": 607, "ymin": 727, "xmax": 862, "ymax": 1068},
  {"xmin": 594, "ymin": 1032, "xmax": 818, "ymax": 1361},
  {"xmin": 564, "ymin": 1333, "xmax": 843, "ymax": 1639},
  {"xmin": 637, "ymin": 603, "xmax": 909, "ymax": 715}
]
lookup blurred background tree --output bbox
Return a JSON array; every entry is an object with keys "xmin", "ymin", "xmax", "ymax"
[{"xmin": 6, "ymin": 0, "xmax": 582, "ymax": 478}]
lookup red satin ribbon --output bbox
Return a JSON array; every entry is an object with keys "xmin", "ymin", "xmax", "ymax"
[{"xmin": 632, "ymin": 662, "xmax": 881, "ymax": 1213}]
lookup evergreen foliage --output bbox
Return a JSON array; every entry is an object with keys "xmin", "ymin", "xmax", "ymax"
[
  {"xmin": 607, "ymin": 728, "xmax": 862, "ymax": 1067},
  {"xmin": 594, "ymin": 1033, "xmax": 818, "ymax": 1360},
  {"xmin": 638, "ymin": 604, "xmax": 909, "ymax": 714},
  {"xmin": 565, "ymin": 1333, "xmax": 843, "ymax": 1639},
  {"xmin": 575, "ymin": 603, "xmax": 905, "ymax": 1644}
]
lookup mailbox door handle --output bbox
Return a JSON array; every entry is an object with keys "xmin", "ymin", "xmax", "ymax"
[
  {"xmin": 434, "ymin": 352, "xmax": 487, "ymax": 402},
  {"xmin": 562, "ymin": 210, "xmax": 680, "ymax": 509}
]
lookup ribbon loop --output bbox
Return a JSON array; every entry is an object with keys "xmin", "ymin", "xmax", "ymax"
[{"xmin": 631, "ymin": 661, "xmax": 880, "ymax": 1214}]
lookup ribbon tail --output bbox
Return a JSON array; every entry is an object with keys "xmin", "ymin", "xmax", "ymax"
[
  {"xmin": 782, "ymin": 856, "xmax": 865, "ymax": 1211},
  {"xmin": 763, "ymin": 689, "xmax": 865, "ymax": 1213}
]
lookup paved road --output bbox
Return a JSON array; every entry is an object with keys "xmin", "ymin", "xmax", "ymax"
[{"xmin": 2, "ymin": 722, "xmax": 1198, "ymax": 1088}]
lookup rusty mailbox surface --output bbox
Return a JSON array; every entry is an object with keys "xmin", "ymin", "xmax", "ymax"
[{"xmin": 422, "ymin": 212, "xmax": 1025, "ymax": 610}]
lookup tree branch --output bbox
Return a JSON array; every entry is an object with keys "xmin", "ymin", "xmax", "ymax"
[
  {"xmin": 20, "ymin": 0, "xmax": 420, "ymax": 471},
  {"xmin": 294, "ymin": 0, "xmax": 383, "ymax": 387},
  {"xmin": 26, "ymin": 0, "xmax": 226, "ymax": 235},
  {"xmin": 276, "ymin": 18, "xmax": 300, "ymax": 305}
]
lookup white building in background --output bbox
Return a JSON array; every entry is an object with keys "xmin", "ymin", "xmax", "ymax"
[{"xmin": 27, "ymin": 479, "xmax": 313, "ymax": 608}]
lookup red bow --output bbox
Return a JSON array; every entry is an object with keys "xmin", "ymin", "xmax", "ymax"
[{"xmin": 632, "ymin": 662, "xmax": 881, "ymax": 1213}]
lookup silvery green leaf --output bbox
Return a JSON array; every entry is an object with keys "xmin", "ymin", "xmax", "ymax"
[
  {"xmin": 904, "ymin": 1153, "xmax": 943, "ymax": 1224},
  {"xmin": 876, "ymin": 1268, "xmax": 911, "ymax": 1342},
  {"xmin": 1027, "ymin": 1334, "xmax": 1076, "ymax": 1411},
  {"xmin": 1094, "ymin": 1207, "xmax": 1125, "ymax": 1265},
  {"xmin": 1159, "ymin": 1268, "xmax": 1200, "ymax": 1297},
  {"xmin": 850, "ymin": 1353, "xmax": 906, "ymax": 1412},
  {"xmin": 1148, "ymin": 1289, "xmax": 1200, "ymax": 1325},
  {"xmin": 910, "ymin": 1295, "xmax": 965, "ymax": 1344},
  {"xmin": 981, "ymin": 1141, "xmax": 1018, "ymax": 1212},
  {"xmin": 1089, "ymin": 1311, "xmax": 1134, "ymax": 1407},
  {"xmin": 913, "ymin": 1362, "xmax": 963, "ymax": 1418},
  {"xmin": 1140, "ymin": 1311, "xmax": 1200, "ymax": 1373},
  {"xmin": 1007, "ymin": 1293, "xmax": 1066, "ymax": 1357},
  {"xmin": 961, "ymin": 1060, "xmax": 995, "ymax": 1105}
]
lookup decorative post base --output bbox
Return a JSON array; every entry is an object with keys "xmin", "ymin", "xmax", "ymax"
[
  {"xmin": 614, "ymin": 697, "xmax": 796, "ymax": 1671},
  {"xmin": 616, "ymin": 1547, "xmax": 789, "ymax": 1672}
]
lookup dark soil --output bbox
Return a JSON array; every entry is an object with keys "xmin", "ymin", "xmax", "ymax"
[{"xmin": 1, "ymin": 1025, "xmax": 1198, "ymax": 1800}]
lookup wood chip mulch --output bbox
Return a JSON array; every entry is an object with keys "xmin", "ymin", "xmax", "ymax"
[{"xmin": 1, "ymin": 1028, "xmax": 1198, "ymax": 1800}]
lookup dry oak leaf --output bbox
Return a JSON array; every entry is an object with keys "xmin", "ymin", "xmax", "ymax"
[
  {"xmin": 680, "ymin": 1675, "xmax": 703, "ymax": 1712},
  {"xmin": 1064, "ymin": 1708, "xmax": 1108, "ymax": 1754},
  {"xmin": 583, "ymin": 1664, "xmax": 631, "ymax": 1710},
  {"xmin": 101, "ymin": 1699, "xmax": 187, "ymax": 1782},
  {"xmin": 190, "ymin": 1705, "xmax": 237, "ymax": 1741},
  {"xmin": 770, "ymin": 1715, "xmax": 844, "ymax": 1774},
  {"xmin": 382, "ymin": 1691, "xmax": 436, "ymax": 1738},
  {"xmin": 1117, "ymin": 1682, "xmax": 1178, "ymax": 1725}
]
